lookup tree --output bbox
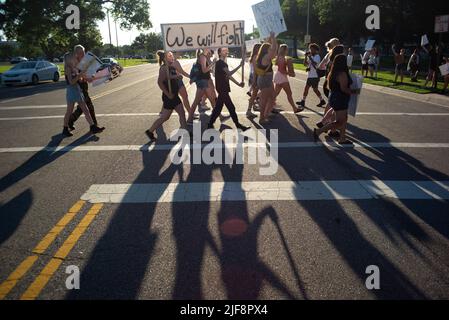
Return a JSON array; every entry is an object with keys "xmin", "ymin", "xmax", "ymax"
[
  {"xmin": 131, "ymin": 33, "xmax": 163, "ymax": 55},
  {"xmin": 0, "ymin": 0, "xmax": 152, "ymax": 58}
]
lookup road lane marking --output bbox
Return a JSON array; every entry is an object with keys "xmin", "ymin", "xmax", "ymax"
[
  {"xmin": 1, "ymin": 112, "xmax": 449, "ymax": 121},
  {"xmin": 0, "ymin": 256, "xmax": 39, "ymax": 300},
  {"xmin": 33, "ymin": 200, "xmax": 86, "ymax": 254},
  {"xmin": 1, "ymin": 142, "xmax": 449, "ymax": 154},
  {"xmin": 90, "ymin": 76, "xmax": 154, "ymax": 101},
  {"xmin": 0, "ymin": 105, "xmax": 67, "ymax": 110},
  {"xmin": 81, "ymin": 180, "xmax": 449, "ymax": 204},
  {"xmin": 20, "ymin": 203, "xmax": 103, "ymax": 300},
  {"xmin": 0, "ymin": 200, "xmax": 86, "ymax": 299}
]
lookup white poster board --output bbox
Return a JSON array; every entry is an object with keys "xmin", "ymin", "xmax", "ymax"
[
  {"xmin": 252, "ymin": 0, "xmax": 287, "ymax": 39},
  {"xmin": 435, "ymin": 15, "xmax": 449, "ymax": 33},
  {"xmin": 245, "ymin": 39, "xmax": 261, "ymax": 53},
  {"xmin": 77, "ymin": 52, "xmax": 102, "ymax": 77},
  {"xmin": 421, "ymin": 35, "xmax": 429, "ymax": 47},
  {"xmin": 161, "ymin": 21, "xmax": 245, "ymax": 52},
  {"xmin": 365, "ymin": 39, "xmax": 376, "ymax": 51},
  {"xmin": 348, "ymin": 74, "xmax": 364, "ymax": 117},
  {"xmin": 439, "ymin": 63, "xmax": 449, "ymax": 76}
]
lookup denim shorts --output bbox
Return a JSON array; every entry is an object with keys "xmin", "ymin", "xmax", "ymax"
[{"xmin": 196, "ymin": 79, "xmax": 209, "ymax": 89}]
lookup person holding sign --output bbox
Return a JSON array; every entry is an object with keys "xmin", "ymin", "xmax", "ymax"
[
  {"xmin": 173, "ymin": 52, "xmax": 192, "ymax": 112},
  {"xmin": 313, "ymin": 54, "xmax": 360, "ymax": 146},
  {"xmin": 68, "ymin": 45, "xmax": 104, "ymax": 132},
  {"xmin": 187, "ymin": 48, "xmax": 217, "ymax": 125},
  {"xmin": 407, "ymin": 48, "xmax": 420, "ymax": 83},
  {"xmin": 273, "ymin": 44, "xmax": 304, "ymax": 114},
  {"xmin": 145, "ymin": 51, "xmax": 187, "ymax": 142},
  {"xmin": 62, "ymin": 53, "xmax": 104, "ymax": 137},
  {"xmin": 208, "ymin": 47, "xmax": 250, "ymax": 132},
  {"xmin": 296, "ymin": 43, "xmax": 326, "ymax": 110},
  {"xmin": 247, "ymin": 43, "xmax": 262, "ymax": 118},
  {"xmin": 441, "ymin": 57, "xmax": 449, "ymax": 94},
  {"xmin": 392, "ymin": 45, "xmax": 406, "ymax": 84},
  {"xmin": 256, "ymin": 32, "xmax": 278, "ymax": 125}
]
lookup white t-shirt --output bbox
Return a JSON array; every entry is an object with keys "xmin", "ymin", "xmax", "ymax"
[
  {"xmin": 347, "ymin": 54, "xmax": 354, "ymax": 67},
  {"xmin": 362, "ymin": 51, "xmax": 370, "ymax": 65},
  {"xmin": 308, "ymin": 54, "xmax": 321, "ymax": 79}
]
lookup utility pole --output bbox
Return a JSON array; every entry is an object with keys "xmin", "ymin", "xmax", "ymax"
[
  {"xmin": 115, "ymin": 19, "xmax": 119, "ymax": 58},
  {"xmin": 107, "ymin": 9, "xmax": 112, "ymax": 47},
  {"xmin": 305, "ymin": 0, "xmax": 311, "ymax": 45}
]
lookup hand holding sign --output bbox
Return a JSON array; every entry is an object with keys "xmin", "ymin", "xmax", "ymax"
[{"xmin": 252, "ymin": 0, "xmax": 287, "ymax": 39}]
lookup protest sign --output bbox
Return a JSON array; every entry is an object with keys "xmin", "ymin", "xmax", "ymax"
[
  {"xmin": 348, "ymin": 73, "xmax": 364, "ymax": 117},
  {"xmin": 439, "ymin": 63, "xmax": 449, "ymax": 77},
  {"xmin": 435, "ymin": 15, "xmax": 449, "ymax": 33},
  {"xmin": 77, "ymin": 52, "xmax": 102, "ymax": 77},
  {"xmin": 252, "ymin": 0, "xmax": 287, "ymax": 39},
  {"xmin": 365, "ymin": 39, "xmax": 376, "ymax": 51},
  {"xmin": 92, "ymin": 67, "xmax": 111, "ymax": 87},
  {"xmin": 421, "ymin": 35, "xmax": 429, "ymax": 47},
  {"xmin": 161, "ymin": 21, "xmax": 245, "ymax": 52},
  {"xmin": 245, "ymin": 39, "xmax": 261, "ymax": 53}
]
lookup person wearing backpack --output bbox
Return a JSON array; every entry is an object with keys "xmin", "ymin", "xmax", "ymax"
[
  {"xmin": 296, "ymin": 43, "xmax": 326, "ymax": 109},
  {"xmin": 187, "ymin": 48, "xmax": 217, "ymax": 125}
]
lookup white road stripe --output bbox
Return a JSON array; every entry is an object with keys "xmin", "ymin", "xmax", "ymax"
[
  {"xmin": 1, "ymin": 112, "xmax": 449, "ymax": 121},
  {"xmin": 80, "ymin": 180, "xmax": 449, "ymax": 203},
  {"xmin": 1, "ymin": 142, "xmax": 449, "ymax": 154}
]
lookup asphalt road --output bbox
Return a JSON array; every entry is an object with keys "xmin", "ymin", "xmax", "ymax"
[{"xmin": 0, "ymin": 60, "xmax": 449, "ymax": 300}]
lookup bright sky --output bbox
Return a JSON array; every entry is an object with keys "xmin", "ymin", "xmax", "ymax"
[{"xmin": 98, "ymin": 0, "xmax": 262, "ymax": 46}]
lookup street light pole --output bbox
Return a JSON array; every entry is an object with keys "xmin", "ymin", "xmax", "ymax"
[
  {"xmin": 115, "ymin": 20, "xmax": 119, "ymax": 58},
  {"xmin": 106, "ymin": 9, "xmax": 112, "ymax": 47}
]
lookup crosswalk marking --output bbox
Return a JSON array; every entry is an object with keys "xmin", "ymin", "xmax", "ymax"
[{"xmin": 81, "ymin": 180, "xmax": 449, "ymax": 203}]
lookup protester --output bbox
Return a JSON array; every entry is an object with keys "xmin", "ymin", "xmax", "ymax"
[
  {"xmin": 408, "ymin": 48, "xmax": 420, "ymax": 82},
  {"xmin": 145, "ymin": 51, "xmax": 187, "ymax": 142},
  {"xmin": 392, "ymin": 45, "xmax": 406, "ymax": 84},
  {"xmin": 361, "ymin": 49, "xmax": 370, "ymax": 77},
  {"xmin": 255, "ymin": 32, "xmax": 278, "ymax": 124},
  {"xmin": 423, "ymin": 44, "xmax": 439, "ymax": 89},
  {"xmin": 247, "ymin": 43, "xmax": 262, "ymax": 118},
  {"xmin": 68, "ymin": 45, "xmax": 105, "ymax": 132},
  {"xmin": 313, "ymin": 54, "xmax": 360, "ymax": 145},
  {"xmin": 63, "ymin": 53, "xmax": 104, "ymax": 137},
  {"xmin": 172, "ymin": 52, "xmax": 192, "ymax": 112},
  {"xmin": 296, "ymin": 43, "xmax": 326, "ymax": 109},
  {"xmin": 368, "ymin": 49, "xmax": 377, "ymax": 78},
  {"xmin": 187, "ymin": 48, "xmax": 217, "ymax": 124},
  {"xmin": 442, "ymin": 56, "xmax": 449, "ymax": 94},
  {"xmin": 272, "ymin": 44, "xmax": 304, "ymax": 114},
  {"xmin": 207, "ymin": 47, "xmax": 250, "ymax": 132},
  {"xmin": 347, "ymin": 48, "xmax": 354, "ymax": 73},
  {"xmin": 373, "ymin": 47, "xmax": 380, "ymax": 79}
]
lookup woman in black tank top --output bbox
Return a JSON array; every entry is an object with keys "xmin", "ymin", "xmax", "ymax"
[
  {"xmin": 145, "ymin": 50, "xmax": 188, "ymax": 142},
  {"xmin": 314, "ymin": 54, "xmax": 359, "ymax": 145},
  {"xmin": 186, "ymin": 48, "xmax": 217, "ymax": 124}
]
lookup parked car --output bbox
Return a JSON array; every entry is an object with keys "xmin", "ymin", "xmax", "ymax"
[
  {"xmin": 2, "ymin": 61, "xmax": 60, "ymax": 86},
  {"xmin": 10, "ymin": 56, "xmax": 28, "ymax": 64},
  {"xmin": 101, "ymin": 58, "xmax": 123, "ymax": 79}
]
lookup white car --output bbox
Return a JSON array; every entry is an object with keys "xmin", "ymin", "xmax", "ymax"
[{"xmin": 2, "ymin": 61, "xmax": 60, "ymax": 86}]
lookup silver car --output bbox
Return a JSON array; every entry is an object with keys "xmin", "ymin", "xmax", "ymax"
[{"xmin": 2, "ymin": 61, "xmax": 60, "ymax": 86}]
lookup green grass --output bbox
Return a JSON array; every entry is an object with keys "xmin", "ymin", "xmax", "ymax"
[
  {"xmin": 293, "ymin": 62, "xmax": 446, "ymax": 95},
  {"xmin": 117, "ymin": 58, "xmax": 157, "ymax": 67}
]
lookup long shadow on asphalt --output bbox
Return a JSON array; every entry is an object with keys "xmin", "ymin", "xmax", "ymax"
[
  {"xmin": 273, "ymin": 113, "xmax": 448, "ymax": 298},
  {"xmin": 0, "ymin": 133, "xmax": 99, "ymax": 193},
  {"xmin": 0, "ymin": 81, "xmax": 66, "ymax": 103},
  {"xmin": 0, "ymin": 189, "xmax": 33, "ymax": 245}
]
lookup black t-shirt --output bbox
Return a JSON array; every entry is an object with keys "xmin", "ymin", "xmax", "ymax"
[{"xmin": 215, "ymin": 59, "xmax": 230, "ymax": 93}]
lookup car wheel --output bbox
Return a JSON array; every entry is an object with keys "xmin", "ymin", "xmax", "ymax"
[
  {"xmin": 32, "ymin": 74, "xmax": 39, "ymax": 85},
  {"xmin": 53, "ymin": 72, "xmax": 60, "ymax": 82}
]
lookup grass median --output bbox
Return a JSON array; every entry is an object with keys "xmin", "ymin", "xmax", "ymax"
[{"xmin": 293, "ymin": 60, "xmax": 446, "ymax": 95}]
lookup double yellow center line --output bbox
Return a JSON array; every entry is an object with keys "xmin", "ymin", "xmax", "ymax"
[{"xmin": 0, "ymin": 200, "xmax": 103, "ymax": 300}]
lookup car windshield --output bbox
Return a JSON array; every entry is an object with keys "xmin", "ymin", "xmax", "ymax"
[{"xmin": 11, "ymin": 62, "xmax": 37, "ymax": 70}]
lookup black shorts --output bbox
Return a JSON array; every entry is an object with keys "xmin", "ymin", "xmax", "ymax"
[
  {"xmin": 396, "ymin": 63, "xmax": 406, "ymax": 72},
  {"xmin": 362, "ymin": 64, "xmax": 369, "ymax": 71},
  {"xmin": 306, "ymin": 78, "xmax": 320, "ymax": 88},
  {"xmin": 162, "ymin": 94, "xmax": 182, "ymax": 110},
  {"xmin": 329, "ymin": 91, "xmax": 350, "ymax": 111}
]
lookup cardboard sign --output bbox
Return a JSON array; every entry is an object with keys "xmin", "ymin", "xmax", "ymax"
[
  {"xmin": 435, "ymin": 15, "xmax": 449, "ymax": 33},
  {"xmin": 77, "ymin": 52, "xmax": 102, "ymax": 77},
  {"xmin": 161, "ymin": 21, "xmax": 245, "ymax": 52},
  {"xmin": 421, "ymin": 35, "xmax": 429, "ymax": 47},
  {"xmin": 347, "ymin": 55, "xmax": 354, "ymax": 67},
  {"xmin": 439, "ymin": 63, "xmax": 449, "ymax": 76},
  {"xmin": 365, "ymin": 39, "xmax": 376, "ymax": 51},
  {"xmin": 348, "ymin": 73, "xmax": 364, "ymax": 117},
  {"xmin": 245, "ymin": 39, "xmax": 261, "ymax": 53},
  {"xmin": 92, "ymin": 67, "xmax": 111, "ymax": 87},
  {"xmin": 252, "ymin": 0, "xmax": 287, "ymax": 39}
]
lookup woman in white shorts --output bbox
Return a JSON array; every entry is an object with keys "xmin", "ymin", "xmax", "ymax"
[{"xmin": 273, "ymin": 44, "xmax": 303, "ymax": 114}]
